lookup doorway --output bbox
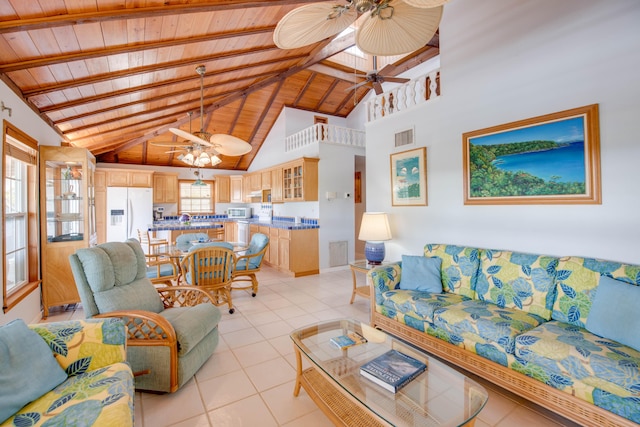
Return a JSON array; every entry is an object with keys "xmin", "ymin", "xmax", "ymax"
[{"xmin": 354, "ymin": 155, "xmax": 366, "ymax": 260}]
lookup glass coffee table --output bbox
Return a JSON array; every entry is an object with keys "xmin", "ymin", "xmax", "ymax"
[{"xmin": 291, "ymin": 319, "xmax": 488, "ymax": 426}]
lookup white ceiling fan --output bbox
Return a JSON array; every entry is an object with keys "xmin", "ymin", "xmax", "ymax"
[
  {"xmin": 152, "ymin": 65, "xmax": 252, "ymax": 167},
  {"xmin": 273, "ymin": 0, "xmax": 448, "ymax": 57}
]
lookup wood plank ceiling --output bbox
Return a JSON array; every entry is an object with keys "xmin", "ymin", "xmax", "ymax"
[{"xmin": 0, "ymin": 0, "xmax": 439, "ymax": 170}]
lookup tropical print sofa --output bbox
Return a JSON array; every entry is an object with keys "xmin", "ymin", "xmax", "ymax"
[
  {"xmin": 1, "ymin": 318, "xmax": 134, "ymax": 427},
  {"xmin": 369, "ymin": 244, "xmax": 640, "ymax": 426}
]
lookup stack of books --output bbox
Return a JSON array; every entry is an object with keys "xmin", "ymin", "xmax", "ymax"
[
  {"xmin": 330, "ymin": 331, "xmax": 367, "ymax": 349},
  {"xmin": 360, "ymin": 349, "xmax": 427, "ymax": 393}
]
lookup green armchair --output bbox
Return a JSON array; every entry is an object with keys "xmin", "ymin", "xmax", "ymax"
[{"xmin": 69, "ymin": 239, "xmax": 221, "ymax": 393}]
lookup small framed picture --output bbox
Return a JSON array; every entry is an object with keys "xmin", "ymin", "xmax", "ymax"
[{"xmin": 390, "ymin": 147, "xmax": 427, "ymax": 206}]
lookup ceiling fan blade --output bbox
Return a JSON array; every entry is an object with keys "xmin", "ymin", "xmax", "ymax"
[
  {"xmin": 402, "ymin": 0, "xmax": 451, "ymax": 8},
  {"xmin": 273, "ymin": 3, "xmax": 357, "ymax": 49},
  {"xmin": 355, "ymin": 3, "xmax": 443, "ymax": 56},
  {"xmin": 372, "ymin": 81, "xmax": 384, "ymax": 95},
  {"xmin": 345, "ymin": 80, "xmax": 373, "ymax": 92},
  {"xmin": 383, "ymin": 77, "xmax": 410, "ymax": 84},
  {"xmin": 169, "ymin": 127, "xmax": 213, "ymax": 147},
  {"xmin": 149, "ymin": 141, "xmax": 191, "ymax": 147},
  {"xmin": 210, "ymin": 134, "xmax": 252, "ymax": 156}
]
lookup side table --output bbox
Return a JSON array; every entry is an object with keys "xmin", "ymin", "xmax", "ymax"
[{"xmin": 349, "ymin": 260, "xmax": 390, "ymax": 304}]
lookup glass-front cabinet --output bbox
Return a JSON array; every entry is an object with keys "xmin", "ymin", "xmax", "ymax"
[{"xmin": 40, "ymin": 146, "xmax": 96, "ymax": 317}]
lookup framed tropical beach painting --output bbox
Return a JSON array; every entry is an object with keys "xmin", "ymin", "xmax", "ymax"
[
  {"xmin": 463, "ymin": 104, "xmax": 601, "ymax": 205},
  {"xmin": 391, "ymin": 147, "xmax": 427, "ymax": 206}
]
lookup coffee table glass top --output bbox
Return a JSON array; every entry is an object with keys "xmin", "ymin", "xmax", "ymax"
[{"xmin": 290, "ymin": 319, "xmax": 488, "ymax": 426}]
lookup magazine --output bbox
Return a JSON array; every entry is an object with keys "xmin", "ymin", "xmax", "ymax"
[
  {"xmin": 360, "ymin": 349, "xmax": 427, "ymax": 393},
  {"xmin": 330, "ymin": 331, "xmax": 367, "ymax": 349}
]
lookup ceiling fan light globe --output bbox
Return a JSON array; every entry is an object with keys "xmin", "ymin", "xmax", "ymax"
[{"xmin": 211, "ymin": 155, "xmax": 222, "ymax": 167}]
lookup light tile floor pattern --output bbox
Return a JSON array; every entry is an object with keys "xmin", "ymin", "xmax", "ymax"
[{"xmin": 45, "ymin": 265, "xmax": 580, "ymax": 427}]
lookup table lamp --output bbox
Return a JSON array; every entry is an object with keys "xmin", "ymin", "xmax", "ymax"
[{"xmin": 358, "ymin": 212, "xmax": 392, "ymax": 265}]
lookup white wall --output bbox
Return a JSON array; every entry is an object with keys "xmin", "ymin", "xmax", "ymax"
[
  {"xmin": 0, "ymin": 82, "xmax": 64, "ymax": 325},
  {"xmin": 364, "ymin": 0, "xmax": 640, "ymax": 264}
]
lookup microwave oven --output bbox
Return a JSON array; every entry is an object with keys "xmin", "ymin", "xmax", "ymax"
[{"xmin": 227, "ymin": 207, "xmax": 252, "ymax": 219}]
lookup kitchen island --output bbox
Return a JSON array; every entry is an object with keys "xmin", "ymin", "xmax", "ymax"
[{"xmin": 150, "ymin": 216, "xmax": 320, "ymax": 277}]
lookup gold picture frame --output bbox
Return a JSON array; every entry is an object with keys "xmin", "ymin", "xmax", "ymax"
[
  {"xmin": 390, "ymin": 147, "xmax": 427, "ymax": 206},
  {"xmin": 463, "ymin": 104, "xmax": 601, "ymax": 205}
]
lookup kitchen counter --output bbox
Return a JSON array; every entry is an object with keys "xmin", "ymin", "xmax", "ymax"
[{"xmin": 148, "ymin": 217, "xmax": 319, "ymax": 232}]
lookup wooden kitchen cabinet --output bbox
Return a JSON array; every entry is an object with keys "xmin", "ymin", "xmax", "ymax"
[
  {"xmin": 247, "ymin": 173, "xmax": 261, "ymax": 192},
  {"xmin": 271, "ymin": 167, "xmax": 283, "ymax": 203},
  {"xmin": 269, "ymin": 227, "xmax": 279, "ymax": 266},
  {"xmin": 40, "ymin": 146, "xmax": 97, "ymax": 317},
  {"xmin": 224, "ymin": 221, "xmax": 237, "ymax": 242},
  {"xmin": 261, "ymin": 170, "xmax": 271, "ymax": 189},
  {"xmin": 153, "ymin": 173, "xmax": 178, "ymax": 203},
  {"xmin": 282, "ymin": 157, "xmax": 319, "ymax": 202},
  {"xmin": 215, "ymin": 175, "xmax": 231, "ymax": 203},
  {"xmin": 105, "ymin": 169, "xmax": 153, "ymax": 187},
  {"xmin": 230, "ymin": 175, "xmax": 243, "ymax": 203},
  {"xmin": 259, "ymin": 225, "xmax": 270, "ymax": 263}
]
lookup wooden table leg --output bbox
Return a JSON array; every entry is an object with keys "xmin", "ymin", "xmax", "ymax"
[
  {"xmin": 293, "ymin": 345, "xmax": 303, "ymax": 396},
  {"xmin": 349, "ymin": 266, "xmax": 358, "ymax": 304}
]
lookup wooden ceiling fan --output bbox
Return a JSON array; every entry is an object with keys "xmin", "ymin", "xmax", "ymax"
[
  {"xmin": 151, "ymin": 65, "xmax": 252, "ymax": 166},
  {"xmin": 273, "ymin": 0, "xmax": 447, "ymax": 57}
]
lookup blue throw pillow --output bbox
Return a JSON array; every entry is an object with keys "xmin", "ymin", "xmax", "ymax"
[
  {"xmin": 0, "ymin": 319, "xmax": 68, "ymax": 422},
  {"xmin": 586, "ymin": 276, "xmax": 640, "ymax": 352},
  {"xmin": 399, "ymin": 255, "xmax": 443, "ymax": 293}
]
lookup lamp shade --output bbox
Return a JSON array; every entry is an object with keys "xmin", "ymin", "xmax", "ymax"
[{"xmin": 358, "ymin": 212, "xmax": 391, "ymax": 242}]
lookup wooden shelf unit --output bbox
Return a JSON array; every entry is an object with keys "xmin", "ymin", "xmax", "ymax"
[{"xmin": 40, "ymin": 146, "xmax": 97, "ymax": 317}]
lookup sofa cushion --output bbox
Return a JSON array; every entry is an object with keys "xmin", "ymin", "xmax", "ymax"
[
  {"xmin": 586, "ymin": 276, "xmax": 640, "ymax": 351},
  {"xmin": 160, "ymin": 304, "xmax": 221, "ymax": 356},
  {"xmin": 553, "ymin": 256, "xmax": 640, "ymax": 327},
  {"xmin": 514, "ymin": 320, "xmax": 640, "ymax": 407},
  {"xmin": 0, "ymin": 319, "xmax": 68, "ymax": 423},
  {"xmin": 378, "ymin": 289, "xmax": 469, "ymax": 324},
  {"xmin": 399, "ymin": 255, "xmax": 442, "ymax": 292},
  {"xmin": 4, "ymin": 362, "xmax": 134, "ymax": 427},
  {"xmin": 433, "ymin": 300, "xmax": 547, "ymax": 355},
  {"xmin": 424, "ymin": 244, "xmax": 479, "ymax": 298},
  {"xmin": 475, "ymin": 249, "xmax": 558, "ymax": 320},
  {"xmin": 29, "ymin": 318, "xmax": 127, "ymax": 375}
]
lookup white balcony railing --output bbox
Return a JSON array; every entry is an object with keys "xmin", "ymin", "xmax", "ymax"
[
  {"xmin": 285, "ymin": 123, "xmax": 366, "ymax": 152},
  {"xmin": 366, "ymin": 69, "xmax": 440, "ymax": 122}
]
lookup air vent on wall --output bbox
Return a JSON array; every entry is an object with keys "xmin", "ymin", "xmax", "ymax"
[{"xmin": 395, "ymin": 128, "xmax": 414, "ymax": 147}]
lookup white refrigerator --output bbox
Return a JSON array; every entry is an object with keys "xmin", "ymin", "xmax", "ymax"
[{"xmin": 106, "ymin": 187, "xmax": 153, "ymax": 242}]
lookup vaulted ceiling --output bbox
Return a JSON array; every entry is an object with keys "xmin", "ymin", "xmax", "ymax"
[{"xmin": 0, "ymin": 0, "xmax": 439, "ymax": 170}]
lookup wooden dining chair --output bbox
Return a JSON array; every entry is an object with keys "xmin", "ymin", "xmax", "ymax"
[
  {"xmin": 137, "ymin": 229, "xmax": 168, "ymax": 258},
  {"xmin": 180, "ymin": 242, "xmax": 236, "ymax": 313},
  {"xmin": 231, "ymin": 233, "xmax": 269, "ymax": 297}
]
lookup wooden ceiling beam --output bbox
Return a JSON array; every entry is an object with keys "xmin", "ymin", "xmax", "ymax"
[
  {"xmin": 0, "ymin": 0, "xmax": 327, "ymax": 34},
  {"xmin": 97, "ymin": 32, "xmax": 355, "ymax": 151},
  {"xmin": 314, "ymin": 79, "xmax": 339, "ymax": 110},
  {"xmin": 39, "ymin": 46, "xmax": 282, "ymax": 113},
  {"xmin": 306, "ymin": 63, "xmax": 363, "ymax": 84},
  {"xmin": 233, "ymin": 80, "xmax": 284, "ymax": 169},
  {"xmin": 0, "ymin": 26, "xmax": 275, "ymax": 73},
  {"xmin": 293, "ymin": 72, "xmax": 316, "ymax": 107},
  {"xmin": 228, "ymin": 96, "xmax": 247, "ymax": 135},
  {"xmin": 25, "ymin": 50, "xmax": 305, "ymax": 98}
]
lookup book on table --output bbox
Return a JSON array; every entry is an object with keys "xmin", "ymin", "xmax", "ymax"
[
  {"xmin": 360, "ymin": 349, "xmax": 427, "ymax": 393},
  {"xmin": 330, "ymin": 331, "xmax": 367, "ymax": 349}
]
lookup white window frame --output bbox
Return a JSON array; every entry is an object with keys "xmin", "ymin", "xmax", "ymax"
[{"xmin": 178, "ymin": 180, "xmax": 215, "ymax": 214}]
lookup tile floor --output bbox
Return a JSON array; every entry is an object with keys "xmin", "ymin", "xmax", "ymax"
[{"xmin": 45, "ymin": 265, "xmax": 579, "ymax": 427}]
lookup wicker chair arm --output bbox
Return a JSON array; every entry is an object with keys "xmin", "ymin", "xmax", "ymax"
[
  {"xmin": 155, "ymin": 285, "xmax": 217, "ymax": 308},
  {"xmin": 233, "ymin": 244, "xmax": 269, "ymax": 273},
  {"xmin": 94, "ymin": 310, "xmax": 177, "ymax": 345}
]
